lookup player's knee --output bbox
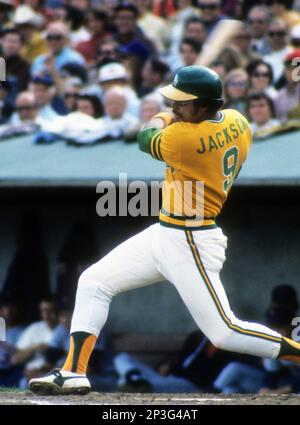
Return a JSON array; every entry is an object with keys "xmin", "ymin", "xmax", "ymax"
[
  {"xmin": 77, "ymin": 265, "xmax": 116, "ymax": 298},
  {"xmin": 78, "ymin": 267, "xmax": 95, "ymax": 287}
]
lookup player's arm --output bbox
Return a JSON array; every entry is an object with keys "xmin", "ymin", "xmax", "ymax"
[{"xmin": 137, "ymin": 112, "xmax": 174, "ymax": 159}]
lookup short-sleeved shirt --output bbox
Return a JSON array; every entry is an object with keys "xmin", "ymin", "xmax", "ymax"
[{"xmin": 16, "ymin": 321, "xmax": 55, "ymax": 370}]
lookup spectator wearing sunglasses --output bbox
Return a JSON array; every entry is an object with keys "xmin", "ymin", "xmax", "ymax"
[
  {"xmin": 247, "ymin": 5, "xmax": 272, "ymax": 55},
  {"xmin": 31, "ymin": 21, "xmax": 86, "ymax": 76},
  {"xmin": 264, "ymin": 19, "xmax": 292, "ymax": 84},
  {"xmin": 197, "ymin": 0, "xmax": 227, "ymax": 35},
  {"xmin": 232, "ymin": 24, "xmax": 261, "ymax": 68},
  {"xmin": 62, "ymin": 78, "xmax": 83, "ymax": 112},
  {"xmin": 87, "ymin": 40, "xmax": 121, "ymax": 85},
  {"xmin": 224, "ymin": 68, "xmax": 249, "ymax": 115},
  {"xmin": 248, "ymin": 60, "xmax": 278, "ymax": 100},
  {"xmin": 95, "ymin": 40, "xmax": 120, "ymax": 68}
]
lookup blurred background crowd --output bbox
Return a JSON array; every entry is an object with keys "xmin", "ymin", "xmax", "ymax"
[{"xmin": 0, "ymin": 0, "xmax": 300, "ymax": 141}]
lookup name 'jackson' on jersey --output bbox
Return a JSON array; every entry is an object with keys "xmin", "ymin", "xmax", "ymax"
[{"xmin": 145, "ymin": 109, "xmax": 252, "ymax": 229}]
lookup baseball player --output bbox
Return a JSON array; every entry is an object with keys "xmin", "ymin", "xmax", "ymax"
[{"xmin": 29, "ymin": 66, "xmax": 300, "ymax": 395}]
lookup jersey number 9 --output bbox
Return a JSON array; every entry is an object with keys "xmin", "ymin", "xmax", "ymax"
[{"xmin": 223, "ymin": 146, "xmax": 239, "ymax": 193}]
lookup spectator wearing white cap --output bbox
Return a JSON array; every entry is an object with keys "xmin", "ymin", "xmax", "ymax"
[
  {"xmin": 31, "ymin": 21, "xmax": 86, "ymax": 75},
  {"xmin": 12, "ymin": 5, "xmax": 47, "ymax": 63},
  {"xmin": 98, "ymin": 62, "xmax": 140, "ymax": 118}
]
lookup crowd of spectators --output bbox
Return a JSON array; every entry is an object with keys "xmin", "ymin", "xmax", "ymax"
[{"xmin": 0, "ymin": 0, "xmax": 299, "ymax": 142}]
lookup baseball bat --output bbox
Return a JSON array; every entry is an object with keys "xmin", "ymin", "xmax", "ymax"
[{"xmin": 195, "ymin": 19, "xmax": 243, "ymax": 67}]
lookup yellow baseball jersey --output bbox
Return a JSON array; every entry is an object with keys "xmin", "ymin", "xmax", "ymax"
[{"xmin": 149, "ymin": 109, "xmax": 253, "ymax": 229}]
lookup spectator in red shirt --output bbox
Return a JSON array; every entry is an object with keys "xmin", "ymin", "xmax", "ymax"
[{"xmin": 76, "ymin": 9, "xmax": 111, "ymax": 65}]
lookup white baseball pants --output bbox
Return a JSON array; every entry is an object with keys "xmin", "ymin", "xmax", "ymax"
[{"xmin": 71, "ymin": 223, "xmax": 282, "ymax": 359}]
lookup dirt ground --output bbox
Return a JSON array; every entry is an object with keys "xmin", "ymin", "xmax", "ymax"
[{"xmin": 0, "ymin": 392, "xmax": 299, "ymax": 405}]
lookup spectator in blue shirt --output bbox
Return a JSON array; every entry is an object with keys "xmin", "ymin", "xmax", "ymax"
[{"xmin": 31, "ymin": 21, "xmax": 85, "ymax": 76}]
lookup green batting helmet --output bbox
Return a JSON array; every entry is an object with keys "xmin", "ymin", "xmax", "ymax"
[{"xmin": 159, "ymin": 65, "xmax": 223, "ymax": 102}]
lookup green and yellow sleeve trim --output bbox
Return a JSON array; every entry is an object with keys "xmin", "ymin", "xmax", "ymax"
[
  {"xmin": 185, "ymin": 230, "xmax": 282, "ymax": 344},
  {"xmin": 137, "ymin": 128, "xmax": 164, "ymax": 161},
  {"xmin": 150, "ymin": 131, "xmax": 164, "ymax": 161}
]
